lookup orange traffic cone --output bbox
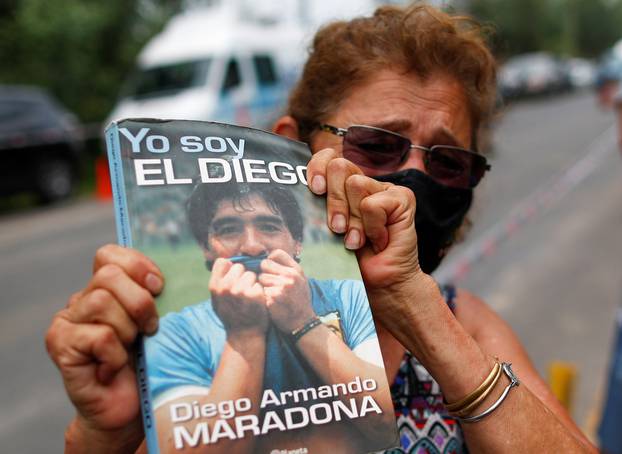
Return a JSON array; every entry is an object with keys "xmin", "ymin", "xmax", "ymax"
[{"xmin": 95, "ymin": 156, "xmax": 112, "ymax": 201}]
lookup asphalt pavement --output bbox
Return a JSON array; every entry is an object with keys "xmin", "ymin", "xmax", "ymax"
[{"xmin": 1, "ymin": 90, "xmax": 620, "ymax": 452}]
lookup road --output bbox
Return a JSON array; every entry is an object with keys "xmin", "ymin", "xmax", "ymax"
[{"xmin": 1, "ymin": 90, "xmax": 620, "ymax": 452}]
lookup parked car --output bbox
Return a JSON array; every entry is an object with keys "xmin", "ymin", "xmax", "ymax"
[
  {"xmin": 0, "ymin": 86, "xmax": 84, "ymax": 203},
  {"xmin": 564, "ymin": 58, "xmax": 596, "ymax": 89},
  {"xmin": 499, "ymin": 52, "xmax": 571, "ymax": 101}
]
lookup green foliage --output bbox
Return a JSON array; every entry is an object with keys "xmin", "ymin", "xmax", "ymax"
[
  {"xmin": 573, "ymin": 0, "xmax": 622, "ymax": 57},
  {"xmin": 0, "ymin": 0, "xmax": 181, "ymax": 122},
  {"xmin": 468, "ymin": 0, "xmax": 622, "ymax": 58}
]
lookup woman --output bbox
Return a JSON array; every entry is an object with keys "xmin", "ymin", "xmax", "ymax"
[{"xmin": 46, "ymin": 4, "xmax": 596, "ymax": 453}]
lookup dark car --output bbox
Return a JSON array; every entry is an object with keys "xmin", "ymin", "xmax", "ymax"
[{"xmin": 0, "ymin": 86, "xmax": 85, "ymax": 203}]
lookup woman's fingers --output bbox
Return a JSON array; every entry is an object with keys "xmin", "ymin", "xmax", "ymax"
[
  {"xmin": 306, "ymin": 147, "xmax": 340, "ymax": 195},
  {"xmin": 308, "ymin": 148, "xmax": 365, "ymax": 234},
  {"xmin": 325, "ymin": 158, "xmax": 364, "ymax": 234},
  {"xmin": 67, "ymin": 289, "xmax": 138, "ymax": 346},
  {"xmin": 308, "ymin": 148, "xmax": 416, "ymax": 255},
  {"xmin": 359, "ymin": 192, "xmax": 392, "ymax": 253},
  {"xmin": 53, "ymin": 246, "xmax": 161, "ymax": 369},
  {"xmin": 343, "ymin": 175, "xmax": 388, "ymax": 250},
  {"xmin": 46, "ymin": 315, "xmax": 128, "ymax": 385},
  {"xmin": 85, "ymin": 264, "xmax": 158, "ymax": 335},
  {"xmin": 90, "ymin": 325, "xmax": 130, "ymax": 384},
  {"xmin": 359, "ymin": 185, "xmax": 417, "ymax": 253},
  {"xmin": 93, "ymin": 244, "xmax": 164, "ymax": 295}
]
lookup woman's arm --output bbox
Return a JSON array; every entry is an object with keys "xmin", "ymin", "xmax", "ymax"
[
  {"xmin": 306, "ymin": 148, "xmax": 598, "ymax": 453},
  {"xmin": 369, "ymin": 276, "xmax": 596, "ymax": 453}
]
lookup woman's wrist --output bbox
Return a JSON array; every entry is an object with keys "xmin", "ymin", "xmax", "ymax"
[
  {"xmin": 368, "ymin": 272, "xmax": 495, "ymax": 402},
  {"xmin": 65, "ymin": 416, "xmax": 143, "ymax": 454},
  {"xmin": 414, "ymin": 323, "xmax": 494, "ymax": 403},
  {"xmin": 367, "ymin": 271, "xmax": 448, "ymax": 338}
]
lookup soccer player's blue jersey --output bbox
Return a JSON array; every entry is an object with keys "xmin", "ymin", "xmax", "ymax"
[{"xmin": 145, "ymin": 278, "xmax": 376, "ymax": 404}]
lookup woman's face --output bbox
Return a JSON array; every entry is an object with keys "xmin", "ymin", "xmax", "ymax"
[{"xmin": 309, "ymin": 69, "xmax": 473, "ymax": 177}]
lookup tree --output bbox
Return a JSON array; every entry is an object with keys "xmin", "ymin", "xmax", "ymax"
[
  {"xmin": 0, "ymin": 0, "xmax": 182, "ymax": 122},
  {"xmin": 468, "ymin": 0, "xmax": 622, "ymax": 59}
]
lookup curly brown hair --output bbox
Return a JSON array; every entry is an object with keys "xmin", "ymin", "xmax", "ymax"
[{"xmin": 287, "ymin": 3, "xmax": 497, "ymax": 150}]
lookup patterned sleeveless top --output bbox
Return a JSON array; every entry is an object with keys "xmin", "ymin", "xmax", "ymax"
[{"xmin": 381, "ymin": 285, "xmax": 468, "ymax": 454}]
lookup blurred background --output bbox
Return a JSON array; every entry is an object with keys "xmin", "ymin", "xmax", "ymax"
[{"xmin": 1, "ymin": 0, "xmax": 622, "ymax": 452}]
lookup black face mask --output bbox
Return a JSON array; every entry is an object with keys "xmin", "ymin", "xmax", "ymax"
[{"xmin": 374, "ymin": 169, "xmax": 472, "ymax": 274}]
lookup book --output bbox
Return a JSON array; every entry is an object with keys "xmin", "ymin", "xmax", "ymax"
[{"xmin": 105, "ymin": 119, "xmax": 398, "ymax": 454}]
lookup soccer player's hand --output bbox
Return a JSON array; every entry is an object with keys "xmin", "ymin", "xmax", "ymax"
[
  {"xmin": 210, "ymin": 258, "xmax": 269, "ymax": 336},
  {"xmin": 45, "ymin": 244, "xmax": 163, "ymax": 452},
  {"xmin": 259, "ymin": 249, "xmax": 314, "ymax": 333}
]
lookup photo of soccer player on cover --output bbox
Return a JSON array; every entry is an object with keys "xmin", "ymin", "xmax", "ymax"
[{"xmin": 144, "ymin": 178, "xmax": 395, "ymax": 453}]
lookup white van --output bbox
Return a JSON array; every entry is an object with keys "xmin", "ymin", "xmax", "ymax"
[
  {"xmin": 106, "ymin": 5, "xmax": 306, "ymax": 128},
  {"xmin": 105, "ymin": 0, "xmax": 390, "ymax": 128}
]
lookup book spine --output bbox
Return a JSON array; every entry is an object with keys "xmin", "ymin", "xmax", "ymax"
[
  {"xmin": 105, "ymin": 124, "xmax": 132, "ymax": 247},
  {"xmin": 105, "ymin": 124, "xmax": 160, "ymax": 454},
  {"xmin": 136, "ymin": 341, "xmax": 159, "ymax": 454}
]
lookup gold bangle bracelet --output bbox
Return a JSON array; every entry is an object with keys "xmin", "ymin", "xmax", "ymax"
[
  {"xmin": 455, "ymin": 363, "xmax": 521, "ymax": 423},
  {"xmin": 445, "ymin": 360, "xmax": 500, "ymax": 413},
  {"xmin": 452, "ymin": 362, "xmax": 503, "ymax": 417}
]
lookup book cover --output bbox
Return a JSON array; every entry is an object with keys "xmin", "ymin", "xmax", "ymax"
[{"xmin": 105, "ymin": 119, "xmax": 398, "ymax": 453}]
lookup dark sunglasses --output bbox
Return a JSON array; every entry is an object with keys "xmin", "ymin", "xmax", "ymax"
[{"xmin": 318, "ymin": 124, "xmax": 490, "ymax": 189}]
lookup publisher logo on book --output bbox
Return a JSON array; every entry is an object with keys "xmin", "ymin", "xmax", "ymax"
[{"xmin": 271, "ymin": 448, "xmax": 308, "ymax": 454}]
